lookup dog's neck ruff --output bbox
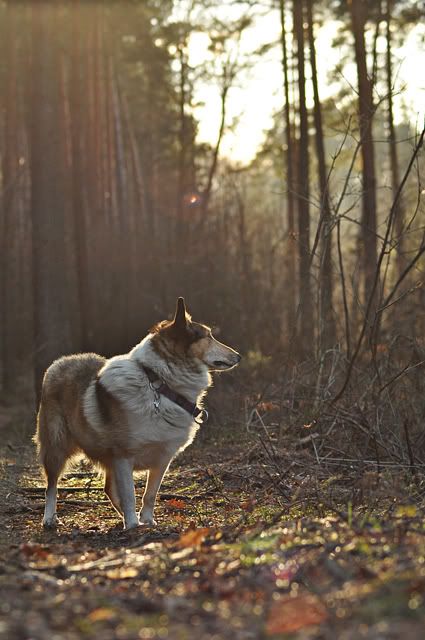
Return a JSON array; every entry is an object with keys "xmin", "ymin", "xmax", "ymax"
[{"xmin": 141, "ymin": 365, "xmax": 207, "ymax": 422}]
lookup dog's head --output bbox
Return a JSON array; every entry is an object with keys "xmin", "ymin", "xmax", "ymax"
[{"xmin": 151, "ymin": 297, "xmax": 241, "ymax": 371}]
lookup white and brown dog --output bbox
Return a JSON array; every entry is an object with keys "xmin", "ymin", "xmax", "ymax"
[{"xmin": 35, "ymin": 298, "xmax": 241, "ymax": 530}]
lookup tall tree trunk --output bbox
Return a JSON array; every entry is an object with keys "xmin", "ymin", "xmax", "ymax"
[
  {"xmin": 1, "ymin": 6, "xmax": 22, "ymax": 395},
  {"xmin": 110, "ymin": 58, "xmax": 131, "ymax": 352},
  {"xmin": 31, "ymin": 5, "xmax": 74, "ymax": 404},
  {"xmin": 201, "ymin": 77, "xmax": 230, "ymax": 219},
  {"xmin": 279, "ymin": 0, "xmax": 296, "ymax": 340},
  {"xmin": 177, "ymin": 44, "xmax": 188, "ymax": 219},
  {"xmin": 306, "ymin": 0, "xmax": 335, "ymax": 353},
  {"xmin": 385, "ymin": 0, "xmax": 404, "ymax": 279},
  {"xmin": 70, "ymin": 0, "xmax": 91, "ymax": 351},
  {"xmin": 293, "ymin": 0, "xmax": 313, "ymax": 353},
  {"xmin": 350, "ymin": 0, "xmax": 378, "ymax": 309}
]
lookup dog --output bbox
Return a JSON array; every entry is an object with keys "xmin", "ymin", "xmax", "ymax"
[{"xmin": 35, "ymin": 298, "xmax": 241, "ymax": 530}]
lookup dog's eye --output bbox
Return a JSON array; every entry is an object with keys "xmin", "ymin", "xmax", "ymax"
[{"xmin": 189, "ymin": 324, "xmax": 209, "ymax": 341}]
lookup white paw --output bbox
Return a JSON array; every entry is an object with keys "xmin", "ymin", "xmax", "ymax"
[
  {"xmin": 43, "ymin": 514, "xmax": 59, "ymax": 529},
  {"xmin": 139, "ymin": 515, "xmax": 157, "ymax": 527}
]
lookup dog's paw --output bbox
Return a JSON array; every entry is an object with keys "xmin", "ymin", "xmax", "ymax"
[
  {"xmin": 139, "ymin": 516, "xmax": 157, "ymax": 527},
  {"xmin": 43, "ymin": 514, "xmax": 59, "ymax": 529}
]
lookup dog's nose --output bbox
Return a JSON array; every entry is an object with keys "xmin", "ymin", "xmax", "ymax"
[{"xmin": 236, "ymin": 353, "xmax": 242, "ymax": 363}]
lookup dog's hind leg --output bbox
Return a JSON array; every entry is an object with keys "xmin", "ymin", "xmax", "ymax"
[
  {"xmin": 43, "ymin": 474, "xmax": 59, "ymax": 528},
  {"xmin": 104, "ymin": 467, "xmax": 123, "ymax": 516},
  {"xmin": 36, "ymin": 402, "xmax": 74, "ymax": 528},
  {"xmin": 112, "ymin": 458, "xmax": 138, "ymax": 530}
]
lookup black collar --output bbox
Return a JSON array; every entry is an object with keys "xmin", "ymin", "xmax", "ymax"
[{"xmin": 141, "ymin": 365, "xmax": 205, "ymax": 422}]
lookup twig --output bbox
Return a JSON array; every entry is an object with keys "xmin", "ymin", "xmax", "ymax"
[
  {"xmin": 331, "ymin": 126, "xmax": 425, "ymax": 405},
  {"xmin": 403, "ymin": 419, "xmax": 417, "ymax": 480}
]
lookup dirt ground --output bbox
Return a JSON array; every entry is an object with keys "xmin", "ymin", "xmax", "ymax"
[{"xmin": 0, "ymin": 424, "xmax": 424, "ymax": 640}]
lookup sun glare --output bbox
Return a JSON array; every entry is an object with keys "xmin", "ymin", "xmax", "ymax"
[{"xmin": 188, "ymin": 13, "xmax": 425, "ymax": 165}]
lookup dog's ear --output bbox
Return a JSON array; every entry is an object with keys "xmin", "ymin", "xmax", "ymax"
[{"xmin": 173, "ymin": 297, "xmax": 188, "ymax": 331}]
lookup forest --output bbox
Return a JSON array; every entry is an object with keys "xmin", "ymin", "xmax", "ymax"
[{"xmin": 0, "ymin": 1, "xmax": 425, "ymax": 639}]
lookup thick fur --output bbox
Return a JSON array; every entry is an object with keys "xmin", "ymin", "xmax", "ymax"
[{"xmin": 35, "ymin": 298, "xmax": 240, "ymax": 530}]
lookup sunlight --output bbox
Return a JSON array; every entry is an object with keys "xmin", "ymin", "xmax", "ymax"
[
  {"xmin": 2, "ymin": 4, "xmax": 425, "ymax": 637},
  {"xmin": 188, "ymin": 14, "xmax": 425, "ymax": 164}
]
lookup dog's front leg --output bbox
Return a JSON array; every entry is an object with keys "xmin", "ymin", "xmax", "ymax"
[
  {"xmin": 139, "ymin": 460, "xmax": 170, "ymax": 526},
  {"xmin": 112, "ymin": 458, "xmax": 138, "ymax": 530},
  {"xmin": 43, "ymin": 479, "xmax": 59, "ymax": 528}
]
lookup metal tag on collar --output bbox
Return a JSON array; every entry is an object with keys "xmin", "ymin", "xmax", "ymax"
[
  {"xmin": 149, "ymin": 381, "xmax": 161, "ymax": 413},
  {"xmin": 195, "ymin": 408, "xmax": 209, "ymax": 424},
  {"xmin": 153, "ymin": 395, "xmax": 160, "ymax": 413}
]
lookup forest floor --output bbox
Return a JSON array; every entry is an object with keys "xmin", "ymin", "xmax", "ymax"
[{"xmin": 0, "ymin": 421, "xmax": 425, "ymax": 640}]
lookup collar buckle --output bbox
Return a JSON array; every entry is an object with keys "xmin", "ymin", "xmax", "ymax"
[{"xmin": 195, "ymin": 408, "xmax": 209, "ymax": 424}]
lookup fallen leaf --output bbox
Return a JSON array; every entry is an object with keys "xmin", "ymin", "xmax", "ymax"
[
  {"xmin": 257, "ymin": 401, "xmax": 279, "ymax": 412},
  {"xmin": 240, "ymin": 499, "xmax": 256, "ymax": 511},
  {"xmin": 177, "ymin": 527, "xmax": 211, "ymax": 548},
  {"xmin": 106, "ymin": 566, "xmax": 139, "ymax": 579},
  {"xmin": 88, "ymin": 607, "xmax": 116, "ymax": 622},
  {"xmin": 19, "ymin": 542, "xmax": 50, "ymax": 560},
  {"xmin": 173, "ymin": 514, "xmax": 185, "ymax": 522},
  {"xmin": 266, "ymin": 593, "xmax": 327, "ymax": 635},
  {"xmin": 166, "ymin": 498, "xmax": 187, "ymax": 509}
]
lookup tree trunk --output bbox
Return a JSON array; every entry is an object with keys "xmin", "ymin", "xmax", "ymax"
[
  {"xmin": 385, "ymin": 0, "xmax": 404, "ymax": 279},
  {"xmin": 201, "ymin": 78, "xmax": 229, "ymax": 219},
  {"xmin": 350, "ymin": 0, "xmax": 378, "ymax": 309},
  {"xmin": 278, "ymin": 0, "xmax": 297, "ymax": 340},
  {"xmin": 1, "ymin": 8, "xmax": 17, "ymax": 393},
  {"xmin": 70, "ymin": 0, "xmax": 91, "ymax": 351},
  {"xmin": 177, "ymin": 45, "xmax": 188, "ymax": 219},
  {"xmin": 293, "ymin": 0, "xmax": 313, "ymax": 353},
  {"xmin": 31, "ymin": 5, "xmax": 74, "ymax": 404},
  {"xmin": 1, "ymin": 5, "xmax": 34, "ymax": 401},
  {"xmin": 306, "ymin": 0, "xmax": 335, "ymax": 353}
]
